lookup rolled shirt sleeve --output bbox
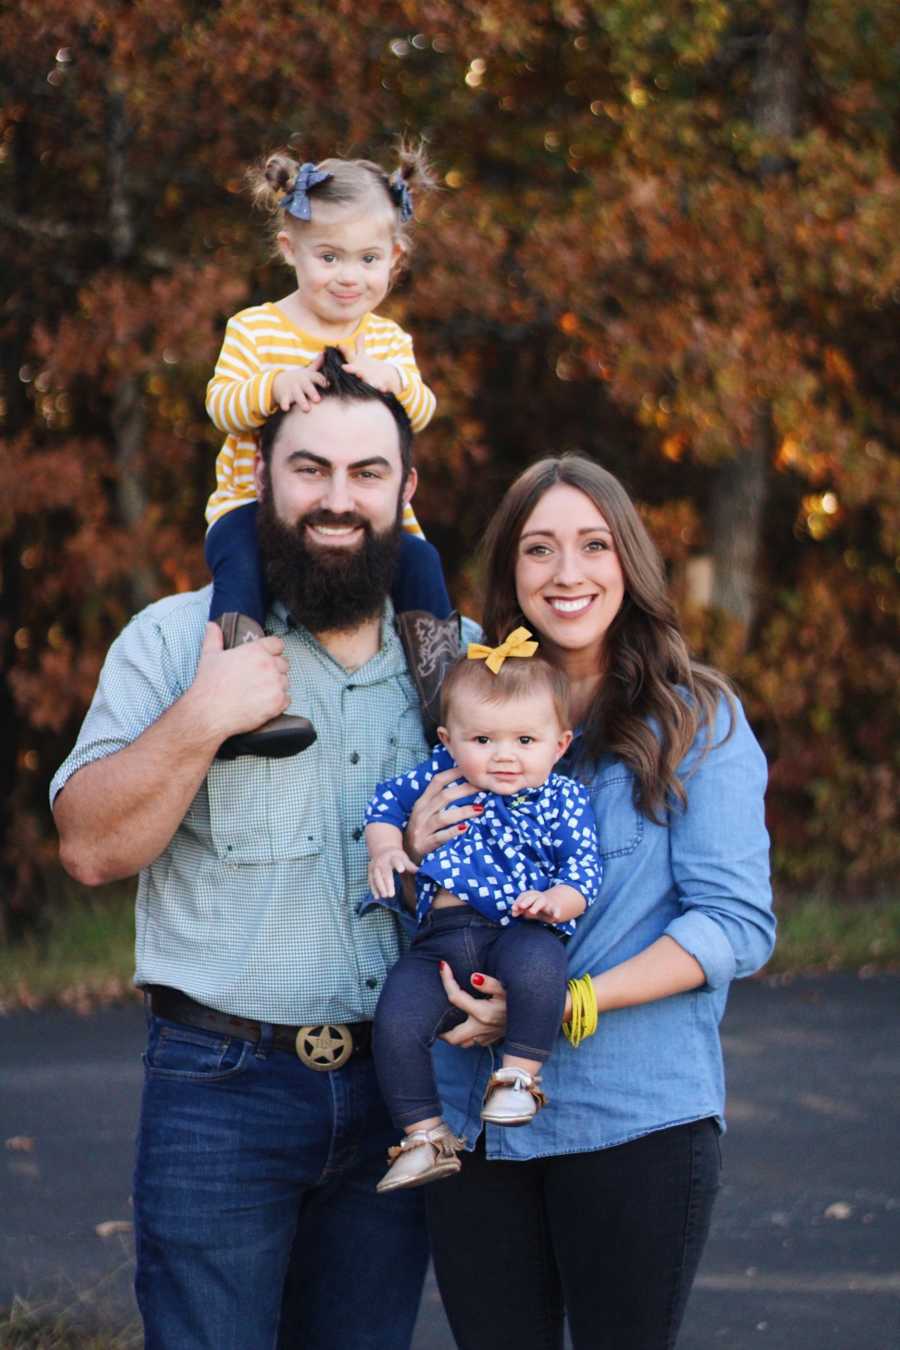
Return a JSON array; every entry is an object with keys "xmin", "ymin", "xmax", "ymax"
[
  {"xmin": 49, "ymin": 597, "xmax": 201, "ymax": 806},
  {"xmin": 364, "ymin": 746, "xmax": 451, "ymax": 831},
  {"xmin": 664, "ymin": 695, "xmax": 775, "ymax": 989}
]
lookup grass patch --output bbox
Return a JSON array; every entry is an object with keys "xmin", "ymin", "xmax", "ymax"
[
  {"xmin": 0, "ymin": 1301, "xmax": 140, "ymax": 1349},
  {"xmin": 0, "ymin": 1304, "xmax": 139, "ymax": 1349},
  {"xmin": 0, "ymin": 884, "xmax": 897, "ymax": 1013},
  {"xmin": 0, "ymin": 882, "xmax": 137, "ymax": 1014},
  {"xmin": 766, "ymin": 893, "xmax": 900, "ymax": 974}
]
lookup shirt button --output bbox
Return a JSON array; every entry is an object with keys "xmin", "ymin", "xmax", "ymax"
[
  {"xmin": 350, "ymin": 751, "xmax": 360, "ymax": 764},
  {"xmin": 352, "ymin": 828, "xmax": 363, "ymax": 842},
  {"xmin": 365, "ymin": 977, "xmax": 379, "ymax": 989}
]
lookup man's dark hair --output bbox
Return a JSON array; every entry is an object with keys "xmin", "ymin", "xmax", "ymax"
[{"xmin": 257, "ymin": 346, "xmax": 414, "ymax": 477}]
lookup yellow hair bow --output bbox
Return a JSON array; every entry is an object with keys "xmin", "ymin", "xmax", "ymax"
[{"xmin": 467, "ymin": 627, "xmax": 539, "ymax": 675}]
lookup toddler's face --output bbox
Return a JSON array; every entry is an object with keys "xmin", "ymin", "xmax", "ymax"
[
  {"xmin": 437, "ymin": 688, "xmax": 573, "ymax": 796},
  {"xmin": 278, "ymin": 201, "xmax": 399, "ymax": 335}
]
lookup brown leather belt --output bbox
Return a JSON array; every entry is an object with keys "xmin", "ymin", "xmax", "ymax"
[{"xmin": 146, "ymin": 985, "xmax": 372, "ymax": 1071}]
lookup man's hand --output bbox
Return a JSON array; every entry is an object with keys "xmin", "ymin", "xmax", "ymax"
[
  {"xmin": 368, "ymin": 847, "xmax": 418, "ymax": 899},
  {"xmin": 510, "ymin": 885, "xmax": 587, "ymax": 924},
  {"xmin": 272, "ymin": 354, "xmax": 328, "ymax": 412},
  {"xmin": 340, "ymin": 338, "xmax": 403, "ymax": 395},
  {"xmin": 189, "ymin": 623, "xmax": 290, "ymax": 746}
]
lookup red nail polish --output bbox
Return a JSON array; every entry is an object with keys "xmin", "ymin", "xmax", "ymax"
[
  {"xmin": 472, "ymin": 804, "xmax": 484, "ymax": 814},
  {"xmin": 457, "ymin": 823, "xmax": 468, "ymax": 832},
  {"xmin": 471, "ymin": 973, "xmax": 485, "ymax": 987},
  {"xmin": 439, "ymin": 961, "xmax": 446, "ymax": 971}
]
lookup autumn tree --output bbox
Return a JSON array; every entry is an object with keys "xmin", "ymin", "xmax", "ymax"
[{"xmin": 1, "ymin": 0, "xmax": 898, "ymax": 934}]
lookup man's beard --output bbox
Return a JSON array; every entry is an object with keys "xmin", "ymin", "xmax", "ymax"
[{"xmin": 256, "ymin": 492, "xmax": 403, "ymax": 634}]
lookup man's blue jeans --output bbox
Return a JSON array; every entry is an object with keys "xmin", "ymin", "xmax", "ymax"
[{"xmin": 134, "ymin": 1011, "xmax": 428, "ymax": 1350}]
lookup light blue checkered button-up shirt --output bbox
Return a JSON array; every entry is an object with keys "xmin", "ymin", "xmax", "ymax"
[{"xmin": 50, "ymin": 587, "xmax": 430, "ymax": 1024}]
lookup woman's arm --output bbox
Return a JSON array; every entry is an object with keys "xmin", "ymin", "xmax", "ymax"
[
  {"xmin": 662, "ymin": 694, "xmax": 775, "ymax": 987},
  {"xmin": 572, "ymin": 935, "xmax": 704, "ymax": 1019},
  {"xmin": 438, "ymin": 936, "xmax": 705, "ymax": 1045}
]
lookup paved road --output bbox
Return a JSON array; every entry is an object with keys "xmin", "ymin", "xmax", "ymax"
[{"xmin": 1, "ymin": 972, "xmax": 898, "ymax": 1349}]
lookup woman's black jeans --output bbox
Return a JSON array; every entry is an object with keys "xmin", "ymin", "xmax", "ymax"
[
  {"xmin": 426, "ymin": 1117, "xmax": 721, "ymax": 1350},
  {"xmin": 373, "ymin": 907, "xmax": 568, "ymax": 1129}
]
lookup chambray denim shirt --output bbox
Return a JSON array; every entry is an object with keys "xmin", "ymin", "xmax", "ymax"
[{"xmin": 432, "ymin": 693, "xmax": 775, "ymax": 1158}]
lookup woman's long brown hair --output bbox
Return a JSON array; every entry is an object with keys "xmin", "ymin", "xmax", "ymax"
[{"xmin": 481, "ymin": 455, "xmax": 734, "ymax": 820}]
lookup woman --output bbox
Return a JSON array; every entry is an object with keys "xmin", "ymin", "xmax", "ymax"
[{"xmin": 404, "ymin": 455, "xmax": 775, "ymax": 1349}]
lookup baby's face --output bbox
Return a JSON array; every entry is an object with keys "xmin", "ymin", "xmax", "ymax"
[{"xmin": 437, "ymin": 689, "xmax": 573, "ymax": 796}]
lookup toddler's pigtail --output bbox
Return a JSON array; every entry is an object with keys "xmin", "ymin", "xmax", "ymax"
[
  {"xmin": 394, "ymin": 137, "xmax": 438, "ymax": 197},
  {"xmin": 247, "ymin": 152, "xmax": 301, "ymax": 213},
  {"xmin": 389, "ymin": 137, "xmax": 438, "ymax": 221}
]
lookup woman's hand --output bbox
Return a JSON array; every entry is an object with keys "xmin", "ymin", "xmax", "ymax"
[
  {"xmin": 403, "ymin": 767, "xmax": 480, "ymax": 864},
  {"xmin": 438, "ymin": 963, "xmax": 507, "ymax": 1048}
]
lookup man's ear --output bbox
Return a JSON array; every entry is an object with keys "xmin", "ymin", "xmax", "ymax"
[
  {"xmin": 254, "ymin": 451, "xmax": 266, "ymax": 501},
  {"xmin": 402, "ymin": 466, "xmax": 418, "ymax": 505}
]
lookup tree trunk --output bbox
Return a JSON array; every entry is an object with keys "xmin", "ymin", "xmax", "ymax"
[
  {"xmin": 108, "ymin": 84, "xmax": 156, "ymax": 610},
  {"xmin": 709, "ymin": 1, "xmax": 808, "ymax": 646},
  {"xmin": 0, "ymin": 114, "xmax": 38, "ymax": 932}
]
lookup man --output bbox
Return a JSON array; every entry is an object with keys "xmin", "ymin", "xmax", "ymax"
[{"xmin": 51, "ymin": 351, "xmax": 440, "ymax": 1349}]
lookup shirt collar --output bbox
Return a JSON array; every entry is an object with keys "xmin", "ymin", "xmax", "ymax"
[{"xmin": 269, "ymin": 598, "xmax": 409, "ymax": 685}]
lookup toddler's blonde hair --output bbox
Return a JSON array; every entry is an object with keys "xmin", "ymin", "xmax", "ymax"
[{"xmin": 248, "ymin": 138, "xmax": 436, "ymax": 275}]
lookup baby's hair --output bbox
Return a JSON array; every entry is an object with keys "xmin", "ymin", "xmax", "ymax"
[
  {"xmin": 248, "ymin": 137, "xmax": 437, "ymax": 272},
  {"xmin": 440, "ymin": 655, "xmax": 572, "ymax": 731}
]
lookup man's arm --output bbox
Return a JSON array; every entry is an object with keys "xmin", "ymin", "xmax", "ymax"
[{"xmin": 54, "ymin": 623, "xmax": 290, "ymax": 885}]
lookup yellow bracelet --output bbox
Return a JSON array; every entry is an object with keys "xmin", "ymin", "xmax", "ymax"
[{"xmin": 562, "ymin": 973, "xmax": 599, "ymax": 1047}]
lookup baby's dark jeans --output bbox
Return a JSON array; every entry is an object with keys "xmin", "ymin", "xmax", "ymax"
[{"xmin": 373, "ymin": 906, "xmax": 568, "ymax": 1129}]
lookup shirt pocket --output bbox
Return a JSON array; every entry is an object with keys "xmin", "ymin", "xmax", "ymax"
[
  {"xmin": 203, "ymin": 754, "xmax": 324, "ymax": 864},
  {"xmin": 383, "ymin": 702, "xmax": 429, "ymax": 780},
  {"xmin": 590, "ymin": 767, "xmax": 644, "ymax": 861}
]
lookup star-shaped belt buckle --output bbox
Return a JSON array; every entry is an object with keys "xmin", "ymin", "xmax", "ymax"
[{"xmin": 295, "ymin": 1023, "xmax": 353, "ymax": 1071}]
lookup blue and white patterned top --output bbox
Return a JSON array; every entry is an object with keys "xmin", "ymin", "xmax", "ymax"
[{"xmin": 365, "ymin": 744, "xmax": 602, "ymax": 934}]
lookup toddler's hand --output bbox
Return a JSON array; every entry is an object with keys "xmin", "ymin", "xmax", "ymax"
[
  {"xmin": 272, "ymin": 355, "xmax": 327, "ymax": 412},
  {"xmin": 511, "ymin": 886, "xmax": 586, "ymax": 923},
  {"xmin": 340, "ymin": 338, "xmax": 403, "ymax": 395},
  {"xmin": 510, "ymin": 890, "xmax": 555, "ymax": 920},
  {"xmin": 368, "ymin": 848, "xmax": 418, "ymax": 899}
]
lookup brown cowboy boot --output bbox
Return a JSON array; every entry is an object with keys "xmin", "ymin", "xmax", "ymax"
[
  {"xmin": 215, "ymin": 613, "xmax": 317, "ymax": 761},
  {"xmin": 395, "ymin": 610, "xmax": 462, "ymax": 741}
]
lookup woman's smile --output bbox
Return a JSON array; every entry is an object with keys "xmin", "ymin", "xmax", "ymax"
[{"xmin": 515, "ymin": 483, "xmax": 626, "ymax": 663}]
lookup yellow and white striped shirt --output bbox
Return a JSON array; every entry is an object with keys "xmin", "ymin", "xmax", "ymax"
[{"xmin": 205, "ymin": 303, "xmax": 436, "ymax": 533}]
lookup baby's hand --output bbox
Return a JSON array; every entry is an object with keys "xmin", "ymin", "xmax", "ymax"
[
  {"xmin": 367, "ymin": 848, "xmax": 418, "ymax": 899},
  {"xmin": 341, "ymin": 338, "xmax": 403, "ymax": 395},
  {"xmin": 272, "ymin": 355, "xmax": 328, "ymax": 412},
  {"xmin": 511, "ymin": 886, "xmax": 587, "ymax": 923}
]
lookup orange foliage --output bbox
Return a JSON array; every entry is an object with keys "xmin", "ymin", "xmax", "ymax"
[{"xmin": 1, "ymin": 0, "xmax": 899, "ymax": 927}]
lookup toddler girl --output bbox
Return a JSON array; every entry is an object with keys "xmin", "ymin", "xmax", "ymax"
[
  {"xmin": 364, "ymin": 630, "xmax": 602, "ymax": 1192},
  {"xmin": 205, "ymin": 142, "xmax": 450, "ymax": 758}
]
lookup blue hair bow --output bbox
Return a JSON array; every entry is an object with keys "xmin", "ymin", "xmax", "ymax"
[
  {"xmin": 388, "ymin": 173, "xmax": 414, "ymax": 223},
  {"xmin": 281, "ymin": 162, "xmax": 332, "ymax": 221}
]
